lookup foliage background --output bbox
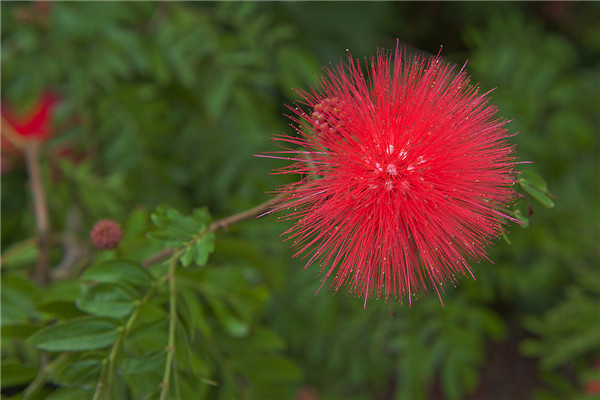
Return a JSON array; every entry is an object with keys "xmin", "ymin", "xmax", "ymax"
[{"xmin": 1, "ymin": 2, "xmax": 599, "ymax": 399}]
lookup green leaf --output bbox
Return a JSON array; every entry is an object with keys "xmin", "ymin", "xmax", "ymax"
[
  {"xmin": 53, "ymin": 358, "xmax": 102, "ymax": 388},
  {"xmin": 58, "ymin": 160, "xmax": 127, "ymax": 219},
  {"xmin": 82, "ymin": 260, "xmax": 154, "ymax": 287},
  {"xmin": 519, "ymin": 338, "xmax": 543, "ymax": 358},
  {"xmin": 276, "ymin": 45, "xmax": 320, "ymax": 97},
  {"xmin": 519, "ymin": 170, "xmax": 555, "ymax": 208},
  {"xmin": 28, "ymin": 316, "xmax": 121, "ymax": 351},
  {"xmin": 519, "ymin": 278, "xmax": 600, "ymax": 370},
  {"xmin": 206, "ymin": 75, "xmax": 233, "ymax": 120},
  {"xmin": 2, "ymin": 324, "xmax": 40, "ymax": 340},
  {"xmin": 233, "ymin": 354, "xmax": 301, "ymax": 383},
  {"xmin": 0, "ymin": 359, "xmax": 38, "ymax": 388},
  {"xmin": 38, "ymin": 280, "xmax": 84, "ymax": 319},
  {"xmin": 127, "ymin": 320, "xmax": 168, "ymax": 353},
  {"xmin": 178, "ymin": 286, "xmax": 212, "ymax": 339},
  {"xmin": 149, "ymin": 206, "xmax": 204, "ymax": 248},
  {"xmin": 40, "ymin": 280, "xmax": 80, "ymax": 302},
  {"xmin": 77, "ymin": 282, "xmax": 140, "ymax": 318},
  {"xmin": 37, "ymin": 300, "xmax": 84, "ymax": 320},
  {"xmin": 149, "ymin": 206, "xmax": 215, "ymax": 267},
  {"xmin": 134, "ymin": 301, "xmax": 168, "ymax": 326},
  {"xmin": 216, "ymin": 327, "xmax": 286, "ymax": 355},
  {"xmin": 1, "ymin": 274, "xmax": 41, "ymax": 325},
  {"xmin": 191, "ymin": 231, "xmax": 215, "ymax": 267},
  {"xmin": 180, "ymin": 246, "xmax": 194, "ymax": 268},
  {"xmin": 511, "ymin": 208, "xmax": 530, "ymax": 229},
  {"xmin": 206, "ymin": 296, "xmax": 250, "ymax": 338},
  {"xmin": 441, "ymin": 358, "xmax": 462, "ymax": 400},
  {"xmin": 45, "ymin": 387, "xmax": 92, "ymax": 400},
  {"xmin": 174, "ymin": 323, "xmax": 212, "ymax": 380},
  {"xmin": 0, "ymin": 239, "xmax": 38, "ymax": 270},
  {"xmin": 120, "ymin": 351, "xmax": 166, "ymax": 375}
]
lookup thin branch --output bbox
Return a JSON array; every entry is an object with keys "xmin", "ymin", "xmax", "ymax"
[
  {"xmin": 142, "ymin": 248, "xmax": 174, "ymax": 268},
  {"xmin": 23, "ymin": 141, "xmax": 51, "ymax": 286},
  {"xmin": 142, "ymin": 194, "xmax": 285, "ymax": 267},
  {"xmin": 52, "ymin": 208, "xmax": 87, "ymax": 280},
  {"xmin": 102, "ymin": 284, "xmax": 157, "ymax": 399},
  {"xmin": 23, "ymin": 353, "xmax": 70, "ymax": 399},
  {"xmin": 207, "ymin": 194, "xmax": 284, "ymax": 232},
  {"xmin": 1, "ymin": 116, "xmax": 27, "ymax": 150},
  {"xmin": 159, "ymin": 257, "xmax": 178, "ymax": 400}
]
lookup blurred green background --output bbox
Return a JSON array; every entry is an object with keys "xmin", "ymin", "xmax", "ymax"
[{"xmin": 1, "ymin": 2, "xmax": 599, "ymax": 399}]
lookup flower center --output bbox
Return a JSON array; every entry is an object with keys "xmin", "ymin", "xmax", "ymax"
[
  {"xmin": 367, "ymin": 150, "xmax": 427, "ymax": 194},
  {"xmin": 386, "ymin": 163, "xmax": 397, "ymax": 175}
]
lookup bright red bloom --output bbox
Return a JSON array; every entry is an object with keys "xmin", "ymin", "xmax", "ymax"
[
  {"xmin": 263, "ymin": 43, "xmax": 517, "ymax": 305},
  {"xmin": 2, "ymin": 92, "xmax": 59, "ymax": 140}
]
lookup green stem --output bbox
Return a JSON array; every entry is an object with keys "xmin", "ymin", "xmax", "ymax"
[
  {"xmin": 92, "ymin": 284, "xmax": 157, "ymax": 400},
  {"xmin": 91, "ymin": 358, "xmax": 108, "ymax": 400},
  {"xmin": 23, "ymin": 353, "xmax": 70, "ymax": 399},
  {"xmin": 159, "ymin": 255, "xmax": 179, "ymax": 400}
]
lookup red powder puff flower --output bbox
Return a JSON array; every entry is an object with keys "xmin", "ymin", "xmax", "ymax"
[{"xmin": 261, "ymin": 43, "xmax": 518, "ymax": 305}]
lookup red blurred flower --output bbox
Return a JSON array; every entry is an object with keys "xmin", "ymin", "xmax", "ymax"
[
  {"xmin": 2, "ymin": 92, "xmax": 59, "ymax": 140},
  {"xmin": 585, "ymin": 381, "xmax": 600, "ymax": 395},
  {"xmin": 1, "ymin": 92, "xmax": 59, "ymax": 173},
  {"xmin": 13, "ymin": 1, "xmax": 52, "ymax": 27},
  {"xmin": 262, "ymin": 43, "xmax": 517, "ymax": 305}
]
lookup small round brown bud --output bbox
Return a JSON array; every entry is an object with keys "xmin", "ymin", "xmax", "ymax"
[{"xmin": 90, "ymin": 219, "xmax": 122, "ymax": 249}]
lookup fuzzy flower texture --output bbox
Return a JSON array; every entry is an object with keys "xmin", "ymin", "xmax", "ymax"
[{"xmin": 264, "ymin": 44, "xmax": 517, "ymax": 305}]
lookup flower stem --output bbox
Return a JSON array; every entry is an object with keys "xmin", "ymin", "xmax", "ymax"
[
  {"xmin": 23, "ymin": 141, "xmax": 51, "ymax": 286},
  {"xmin": 159, "ymin": 255, "xmax": 179, "ymax": 400}
]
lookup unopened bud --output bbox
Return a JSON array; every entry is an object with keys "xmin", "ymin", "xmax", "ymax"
[{"xmin": 90, "ymin": 219, "xmax": 122, "ymax": 249}]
